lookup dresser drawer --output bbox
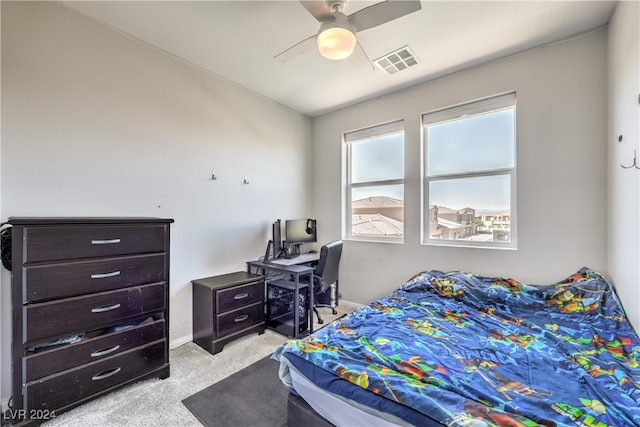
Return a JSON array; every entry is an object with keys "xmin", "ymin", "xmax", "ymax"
[
  {"xmin": 23, "ymin": 319, "xmax": 165, "ymax": 382},
  {"xmin": 22, "ymin": 254, "xmax": 166, "ymax": 303},
  {"xmin": 23, "ymin": 283, "xmax": 166, "ymax": 344},
  {"xmin": 216, "ymin": 302, "xmax": 264, "ymax": 338},
  {"xmin": 22, "ymin": 224, "xmax": 167, "ymax": 263},
  {"xmin": 24, "ymin": 340, "xmax": 166, "ymax": 411},
  {"xmin": 217, "ymin": 281, "xmax": 263, "ymax": 313}
]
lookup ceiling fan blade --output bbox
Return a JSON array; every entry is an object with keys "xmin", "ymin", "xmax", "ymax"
[
  {"xmin": 348, "ymin": 41, "xmax": 375, "ymax": 71},
  {"xmin": 299, "ymin": 0, "xmax": 334, "ymax": 22},
  {"xmin": 274, "ymin": 35, "xmax": 318, "ymax": 63},
  {"xmin": 349, "ymin": 0, "xmax": 422, "ymax": 32}
]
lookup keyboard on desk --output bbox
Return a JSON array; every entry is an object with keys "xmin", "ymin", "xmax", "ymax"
[{"xmin": 270, "ymin": 252, "xmax": 319, "ymax": 266}]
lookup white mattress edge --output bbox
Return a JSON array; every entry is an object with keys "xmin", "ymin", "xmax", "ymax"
[{"xmin": 281, "ymin": 357, "xmax": 412, "ymax": 427}]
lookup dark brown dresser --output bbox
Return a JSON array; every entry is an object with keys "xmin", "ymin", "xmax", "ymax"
[
  {"xmin": 192, "ymin": 271, "xmax": 265, "ymax": 355},
  {"xmin": 7, "ymin": 217, "xmax": 173, "ymax": 425}
]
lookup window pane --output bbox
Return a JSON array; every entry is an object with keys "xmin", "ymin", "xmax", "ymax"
[
  {"xmin": 427, "ymin": 108, "xmax": 514, "ymax": 176},
  {"xmin": 352, "ymin": 132, "xmax": 404, "ymax": 183},
  {"xmin": 428, "ymin": 175, "xmax": 510, "ymax": 242},
  {"xmin": 352, "ymin": 184, "xmax": 404, "ymax": 238}
]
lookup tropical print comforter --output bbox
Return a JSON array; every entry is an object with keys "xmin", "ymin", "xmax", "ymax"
[{"xmin": 274, "ymin": 268, "xmax": 640, "ymax": 426}]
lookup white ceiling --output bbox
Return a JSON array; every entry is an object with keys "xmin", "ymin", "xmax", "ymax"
[{"xmin": 61, "ymin": 0, "xmax": 617, "ymax": 118}]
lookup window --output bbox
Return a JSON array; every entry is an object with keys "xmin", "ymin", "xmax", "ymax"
[
  {"xmin": 423, "ymin": 93, "xmax": 516, "ymax": 248},
  {"xmin": 345, "ymin": 121, "xmax": 404, "ymax": 241}
]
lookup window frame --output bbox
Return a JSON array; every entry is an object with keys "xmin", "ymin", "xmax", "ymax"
[
  {"xmin": 421, "ymin": 92, "xmax": 517, "ymax": 249},
  {"xmin": 344, "ymin": 120, "xmax": 405, "ymax": 243}
]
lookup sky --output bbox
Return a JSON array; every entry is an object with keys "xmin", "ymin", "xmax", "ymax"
[{"xmin": 351, "ymin": 108, "xmax": 514, "ymax": 212}]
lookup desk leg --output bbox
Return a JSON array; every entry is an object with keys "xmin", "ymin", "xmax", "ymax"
[
  {"xmin": 307, "ymin": 271, "xmax": 314, "ymax": 335},
  {"xmin": 293, "ymin": 274, "xmax": 300, "ymax": 339}
]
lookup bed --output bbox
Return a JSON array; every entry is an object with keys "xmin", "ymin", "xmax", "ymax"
[{"xmin": 273, "ymin": 267, "xmax": 640, "ymax": 426}]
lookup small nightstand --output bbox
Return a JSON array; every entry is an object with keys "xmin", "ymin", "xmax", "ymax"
[{"xmin": 192, "ymin": 271, "xmax": 265, "ymax": 355}]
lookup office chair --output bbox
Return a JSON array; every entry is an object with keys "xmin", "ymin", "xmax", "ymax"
[{"xmin": 308, "ymin": 240, "xmax": 343, "ymax": 324}]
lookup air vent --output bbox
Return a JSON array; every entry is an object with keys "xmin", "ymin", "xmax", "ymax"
[{"xmin": 373, "ymin": 46, "xmax": 418, "ymax": 75}]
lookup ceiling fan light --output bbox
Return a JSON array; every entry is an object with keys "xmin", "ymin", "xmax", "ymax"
[{"xmin": 317, "ymin": 27, "xmax": 356, "ymax": 60}]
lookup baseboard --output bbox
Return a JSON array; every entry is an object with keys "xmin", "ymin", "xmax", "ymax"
[
  {"xmin": 337, "ymin": 299, "xmax": 362, "ymax": 310},
  {"xmin": 169, "ymin": 334, "xmax": 192, "ymax": 350}
]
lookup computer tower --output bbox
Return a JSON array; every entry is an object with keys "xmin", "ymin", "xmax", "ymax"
[{"xmin": 266, "ymin": 283, "xmax": 308, "ymax": 337}]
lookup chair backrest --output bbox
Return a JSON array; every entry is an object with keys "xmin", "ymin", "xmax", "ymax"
[{"xmin": 314, "ymin": 240, "xmax": 343, "ymax": 294}]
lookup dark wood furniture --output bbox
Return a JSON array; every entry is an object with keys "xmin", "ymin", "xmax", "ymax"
[
  {"xmin": 8, "ymin": 217, "xmax": 173, "ymax": 425},
  {"xmin": 192, "ymin": 271, "xmax": 265, "ymax": 355}
]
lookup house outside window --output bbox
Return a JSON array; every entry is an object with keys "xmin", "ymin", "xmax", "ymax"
[
  {"xmin": 345, "ymin": 121, "xmax": 404, "ymax": 242},
  {"xmin": 423, "ymin": 93, "xmax": 516, "ymax": 248}
]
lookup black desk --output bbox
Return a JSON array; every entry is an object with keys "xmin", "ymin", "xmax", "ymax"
[
  {"xmin": 247, "ymin": 259, "xmax": 315, "ymax": 338},
  {"xmin": 267, "ymin": 252, "xmax": 319, "ymax": 266}
]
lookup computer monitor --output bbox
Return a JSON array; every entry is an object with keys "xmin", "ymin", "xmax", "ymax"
[
  {"xmin": 272, "ymin": 220, "xmax": 283, "ymax": 259},
  {"xmin": 285, "ymin": 219, "xmax": 317, "ymax": 252}
]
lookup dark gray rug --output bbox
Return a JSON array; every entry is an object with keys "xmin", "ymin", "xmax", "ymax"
[{"xmin": 182, "ymin": 355, "xmax": 288, "ymax": 427}]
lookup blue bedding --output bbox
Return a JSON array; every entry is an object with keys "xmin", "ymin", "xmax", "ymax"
[{"xmin": 274, "ymin": 268, "xmax": 640, "ymax": 426}]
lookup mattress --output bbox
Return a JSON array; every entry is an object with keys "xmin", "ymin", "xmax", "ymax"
[
  {"xmin": 274, "ymin": 267, "xmax": 640, "ymax": 426},
  {"xmin": 279, "ymin": 352, "xmax": 447, "ymax": 426}
]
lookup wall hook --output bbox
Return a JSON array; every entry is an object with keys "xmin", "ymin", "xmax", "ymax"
[
  {"xmin": 243, "ymin": 176, "xmax": 250, "ymax": 184},
  {"xmin": 621, "ymin": 149, "xmax": 640, "ymax": 170},
  {"xmin": 211, "ymin": 171, "xmax": 217, "ymax": 181}
]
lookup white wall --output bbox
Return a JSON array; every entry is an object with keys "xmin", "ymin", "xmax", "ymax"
[
  {"xmin": 607, "ymin": 1, "xmax": 640, "ymax": 330},
  {"xmin": 0, "ymin": 2, "xmax": 312, "ymax": 404},
  {"xmin": 313, "ymin": 30, "xmax": 608, "ymax": 306},
  {"xmin": 2, "ymin": 0, "xmax": 634, "ymax": 412}
]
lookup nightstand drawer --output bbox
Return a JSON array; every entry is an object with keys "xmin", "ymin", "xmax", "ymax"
[
  {"xmin": 9, "ymin": 217, "xmax": 173, "ymax": 419},
  {"xmin": 192, "ymin": 271, "xmax": 265, "ymax": 355},
  {"xmin": 23, "ymin": 283, "xmax": 166, "ymax": 343},
  {"xmin": 22, "ymin": 254, "xmax": 167, "ymax": 303},
  {"xmin": 24, "ymin": 340, "xmax": 166, "ymax": 412},
  {"xmin": 23, "ymin": 319, "xmax": 165, "ymax": 382},
  {"xmin": 217, "ymin": 281, "xmax": 263, "ymax": 313},
  {"xmin": 216, "ymin": 302, "xmax": 264, "ymax": 337},
  {"xmin": 22, "ymin": 224, "xmax": 167, "ymax": 263}
]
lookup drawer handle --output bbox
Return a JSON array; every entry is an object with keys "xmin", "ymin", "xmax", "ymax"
[
  {"xmin": 92, "ymin": 367, "xmax": 122, "ymax": 381},
  {"xmin": 91, "ymin": 345, "xmax": 120, "ymax": 358},
  {"xmin": 234, "ymin": 315, "xmax": 249, "ymax": 322},
  {"xmin": 91, "ymin": 271, "xmax": 121, "ymax": 279},
  {"xmin": 91, "ymin": 238, "xmax": 121, "ymax": 245},
  {"xmin": 234, "ymin": 293, "xmax": 249, "ymax": 300},
  {"xmin": 91, "ymin": 303, "xmax": 121, "ymax": 313}
]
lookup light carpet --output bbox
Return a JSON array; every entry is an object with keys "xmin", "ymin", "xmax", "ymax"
[{"xmin": 42, "ymin": 304, "xmax": 355, "ymax": 427}]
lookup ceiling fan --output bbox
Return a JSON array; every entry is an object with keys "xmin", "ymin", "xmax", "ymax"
[{"xmin": 274, "ymin": 0, "xmax": 422, "ymax": 70}]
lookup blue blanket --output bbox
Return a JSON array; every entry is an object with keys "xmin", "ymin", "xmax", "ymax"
[{"xmin": 274, "ymin": 268, "xmax": 640, "ymax": 426}]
